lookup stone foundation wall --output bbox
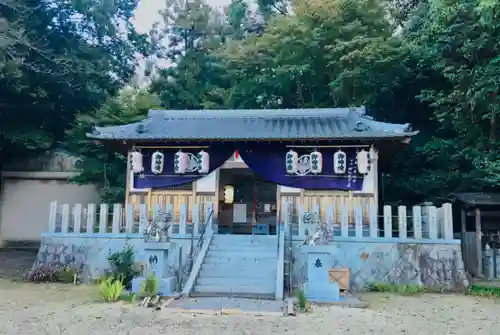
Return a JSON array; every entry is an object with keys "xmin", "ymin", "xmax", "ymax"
[
  {"xmin": 292, "ymin": 241, "xmax": 469, "ymax": 292},
  {"xmin": 33, "ymin": 236, "xmax": 193, "ymax": 281}
]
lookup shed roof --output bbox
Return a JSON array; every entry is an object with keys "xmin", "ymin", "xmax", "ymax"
[
  {"xmin": 87, "ymin": 107, "xmax": 418, "ymax": 141},
  {"xmin": 453, "ymin": 192, "xmax": 500, "ymax": 207}
]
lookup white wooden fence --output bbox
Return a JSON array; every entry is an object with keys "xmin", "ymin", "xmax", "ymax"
[
  {"xmin": 284, "ymin": 202, "xmax": 454, "ymax": 240},
  {"xmin": 46, "ymin": 201, "xmax": 454, "ymax": 241},
  {"xmin": 47, "ymin": 201, "xmax": 213, "ymax": 236}
]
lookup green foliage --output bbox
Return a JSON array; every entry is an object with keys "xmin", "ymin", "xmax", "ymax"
[
  {"xmin": 296, "ymin": 288, "xmax": 308, "ymax": 310},
  {"xmin": 0, "ymin": 0, "xmax": 153, "ymax": 168},
  {"xmin": 106, "ymin": 244, "xmax": 141, "ymax": 290},
  {"xmin": 366, "ymin": 282, "xmax": 426, "ymax": 294},
  {"xmin": 469, "ymin": 284, "xmax": 500, "ymax": 297},
  {"xmin": 99, "ymin": 277, "xmax": 125, "ymax": 302},
  {"xmin": 140, "ymin": 273, "xmax": 160, "ymax": 297},
  {"xmin": 65, "ymin": 88, "xmax": 161, "ymax": 203}
]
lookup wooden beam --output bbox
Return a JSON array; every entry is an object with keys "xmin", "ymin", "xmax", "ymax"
[
  {"xmin": 467, "ymin": 210, "xmax": 500, "ymax": 217},
  {"xmin": 475, "ymin": 208, "xmax": 483, "ymax": 277}
]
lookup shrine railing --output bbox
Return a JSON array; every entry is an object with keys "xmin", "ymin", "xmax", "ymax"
[
  {"xmin": 283, "ymin": 202, "xmax": 456, "ymax": 243},
  {"xmin": 44, "ymin": 201, "xmax": 213, "ymax": 237}
]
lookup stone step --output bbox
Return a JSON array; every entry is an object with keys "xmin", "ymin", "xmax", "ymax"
[
  {"xmin": 197, "ymin": 277, "xmax": 275, "ymax": 289},
  {"xmin": 212, "ymin": 234, "xmax": 277, "ymax": 241},
  {"xmin": 210, "ymin": 241, "xmax": 277, "ymax": 249},
  {"xmin": 193, "ymin": 284, "xmax": 275, "ymax": 296},
  {"xmin": 207, "ymin": 249, "xmax": 276, "ymax": 258},
  {"xmin": 190, "ymin": 290, "xmax": 276, "ymax": 300},
  {"xmin": 199, "ymin": 267, "xmax": 276, "ymax": 279},
  {"xmin": 205, "ymin": 253, "xmax": 278, "ymax": 266}
]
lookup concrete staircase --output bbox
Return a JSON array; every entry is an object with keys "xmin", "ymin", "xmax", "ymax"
[{"xmin": 192, "ymin": 234, "xmax": 278, "ymax": 299}]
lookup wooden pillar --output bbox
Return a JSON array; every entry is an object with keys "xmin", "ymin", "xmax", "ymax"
[
  {"xmin": 475, "ymin": 208, "xmax": 483, "ymax": 277},
  {"xmin": 461, "ymin": 209, "xmax": 467, "ymax": 269}
]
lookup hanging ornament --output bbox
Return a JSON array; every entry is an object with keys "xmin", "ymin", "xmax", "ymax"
[
  {"xmin": 151, "ymin": 151, "xmax": 164, "ymax": 175},
  {"xmin": 333, "ymin": 149, "xmax": 347, "ymax": 174},
  {"xmin": 174, "ymin": 150, "xmax": 189, "ymax": 174},
  {"xmin": 285, "ymin": 149, "xmax": 299, "ymax": 174},
  {"xmin": 356, "ymin": 149, "xmax": 370, "ymax": 175},
  {"xmin": 130, "ymin": 151, "xmax": 144, "ymax": 174},
  {"xmin": 310, "ymin": 150, "xmax": 323, "ymax": 174},
  {"xmin": 197, "ymin": 150, "xmax": 210, "ymax": 174}
]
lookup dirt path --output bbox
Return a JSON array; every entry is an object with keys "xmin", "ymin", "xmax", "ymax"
[
  {"xmin": 0, "ymin": 281, "xmax": 497, "ymax": 335},
  {"xmin": 0, "ymin": 250, "xmax": 497, "ymax": 335}
]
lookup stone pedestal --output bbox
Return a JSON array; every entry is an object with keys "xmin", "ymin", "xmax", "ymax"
[
  {"xmin": 304, "ymin": 251, "xmax": 341, "ymax": 302},
  {"xmin": 131, "ymin": 242, "xmax": 177, "ymax": 296}
]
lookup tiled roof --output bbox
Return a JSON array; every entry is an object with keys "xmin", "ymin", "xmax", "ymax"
[{"xmin": 87, "ymin": 107, "xmax": 418, "ymax": 141}]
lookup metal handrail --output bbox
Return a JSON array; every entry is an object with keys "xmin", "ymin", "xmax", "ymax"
[{"xmin": 186, "ymin": 208, "xmax": 213, "ymax": 276}]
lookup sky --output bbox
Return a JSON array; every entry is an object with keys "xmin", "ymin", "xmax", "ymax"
[{"xmin": 132, "ymin": 0, "xmax": 231, "ymax": 34}]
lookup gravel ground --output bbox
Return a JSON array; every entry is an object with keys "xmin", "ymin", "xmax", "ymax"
[{"xmin": 0, "ymin": 250, "xmax": 499, "ymax": 335}]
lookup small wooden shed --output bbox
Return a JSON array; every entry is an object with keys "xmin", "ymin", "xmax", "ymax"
[{"xmin": 452, "ymin": 192, "xmax": 500, "ymax": 278}]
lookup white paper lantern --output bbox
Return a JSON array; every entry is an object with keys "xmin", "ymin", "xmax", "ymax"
[
  {"xmin": 151, "ymin": 151, "xmax": 164, "ymax": 174},
  {"xmin": 197, "ymin": 150, "xmax": 210, "ymax": 174},
  {"xmin": 333, "ymin": 149, "xmax": 347, "ymax": 174},
  {"xmin": 174, "ymin": 151, "xmax": 189, "ymax": 174},
  {"xmin": 310, "ymin": 150, "xmax": 323, "ymax": 174},
  {"xmin": 130, "ymin": 151, "xmax": 144, "ymax": 174},
  {"xmin": 285, "ymin": 150, "xmax": 299, "ymax": 174},
  {"xmin": 223, "ymin": 185, "xmax": 234, "ymax": 204},
  {"xmin": 357, "ymin": 149, "xmax": 370, "ymax": 175}
]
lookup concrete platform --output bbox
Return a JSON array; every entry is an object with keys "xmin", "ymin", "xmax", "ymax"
[{"xmin": 165, "ymin": 297, "xmax": 285, "ymax": 316}]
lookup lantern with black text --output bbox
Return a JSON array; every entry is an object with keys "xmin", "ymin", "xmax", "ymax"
[
  {"xmin": 174, "ymin": 151, "xmax": 188, "ymax": 174},
  {"xmin": 223, "ymin": 185, "xmax": 234, "ymax": 204},
  {"xmin": 130, "ymin": 151, "xmax": 144, "ymax": 174},
  {"xmin": 310, "ymin": 150, "xmax": 323, "ymax": 174},
  {"xmin": 197, "ymin": 150, "xmax": 210, "ymax": 174},
  {"xmin": 356, "ymin": 149, "xmax": 370, "ymax": 175},
  {"xmin": 285, "ymin": 150, "xmax": 299, "ymax": 174},
  {"xmin": 151, "ymin": 151, "xmax": 164, "ymax": 174},
  {"xmin": 333, "ymin": 149, "xmax": 347, "ymax": 174}
]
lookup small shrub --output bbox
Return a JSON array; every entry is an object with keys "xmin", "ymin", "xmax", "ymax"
[
  {"xmin": 296, "ymin": 289, "xmax": 309, "ymax": 312},
  {"xmin": 107, "ymin": 244, "xmax": 141, "ymax": 289},
  {"xmin": 469, "ymin": 285, "xmax": 500, "ymax": 297},
  {"xmin": 366, "ymin": 282, "xmax": 425, "ymax": 295},
  {"xmin": 59, "ymin": 267, "xmax": 76, "ymax": 283},
  {"xmin": 140, "ymin": 273, "xmax": 159, "ymax": 297},
  {"xmin": 121, "ymin": 292, "xmax": 137, "ymax": 303},
  {"xmin": 24, "ymin": 264, "xmax": 61, "ymax": 282},
  {"xmin": 99, "ymin": 277, "xmax": 124, "ymax": 302}
]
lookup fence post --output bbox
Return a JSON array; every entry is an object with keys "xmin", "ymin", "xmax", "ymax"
[
  {"xmin": 412, "ymin": 206, "xmax": 422, "ymax": 239},
  {"xmin": 355, "ymin": 205, "xmax": 363, "ymax": 238},
  {"xmin": 398, "ymin": 205, "xmax": 407, "ymax": 239},
  {"xmin": 125, "ymin": 204, "xmax": 134, "ymax": 233},
  {"xmin": 383, "ymin": 205, "xmax": 392, "ymax": 238},
  {"xmin": 340, "ymin": 206, "xmax": 349, "ymax": 237},
  {"xmin": 73, "ymin": 204, "xmax": 82, "ymax": 234},
  {"xmin": 48, "ymin": 201, "xmax": 58, "ymax": 233},
  {"xmin": 99, "ymin": 204, "xmax": 108, "ymax": 233},
  {"xmin": 298, "ymin": 205, "xmax": 306, "ymax": 238},
  {"xmin": 443, "ymin": 203, "xmax": 454, "ymax": 240},
  {"xmin": 179, "ymin": 203, "xmax": 187, "ymax": 235},
  {"xmin": 428, "ymin": 206, "xmax": 438, "ymax": 239},
  {"xmin": 284, "ymin": 201, "xmax": 291, "ymax": 226},
  {"xmin": 205, "ymin": 202, "xmax": 213, "ymax": 232},
  {"xmin": 86, "ymin": 203, "xmax": 96, "ymax": 234},
  {"xmin": 139, "ymin": 204, "xmax": 148, "ymax": 234},
  {"xmin": 326, "ymin": 204, "xmax": 334, "ymax": 234},
  {"xmin": 166, "ymin": 204, "xmax": 174, "ymax": 236},
  {"xmin": 192, "ymin": 203, "xmax": 200, "ymax": 235},
  {"xmin": 369, "ymin": 203, "xmax": 378, "ymax": 238},
  {"xmin": 61, "ymin": 204, "xmax": 70, "ymax": 233},
  {"xmin": 112, "ymin": 204, "xmax": 122, "ymax": 233}
]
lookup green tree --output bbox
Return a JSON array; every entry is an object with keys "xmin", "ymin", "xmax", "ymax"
[
  {"xmin": 65, "ymin": 88, "xmax": 162, "ymax": 202},
  {"xmin": 0, "ymin": 0, "xmax": 152, "ymax": 168}
]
